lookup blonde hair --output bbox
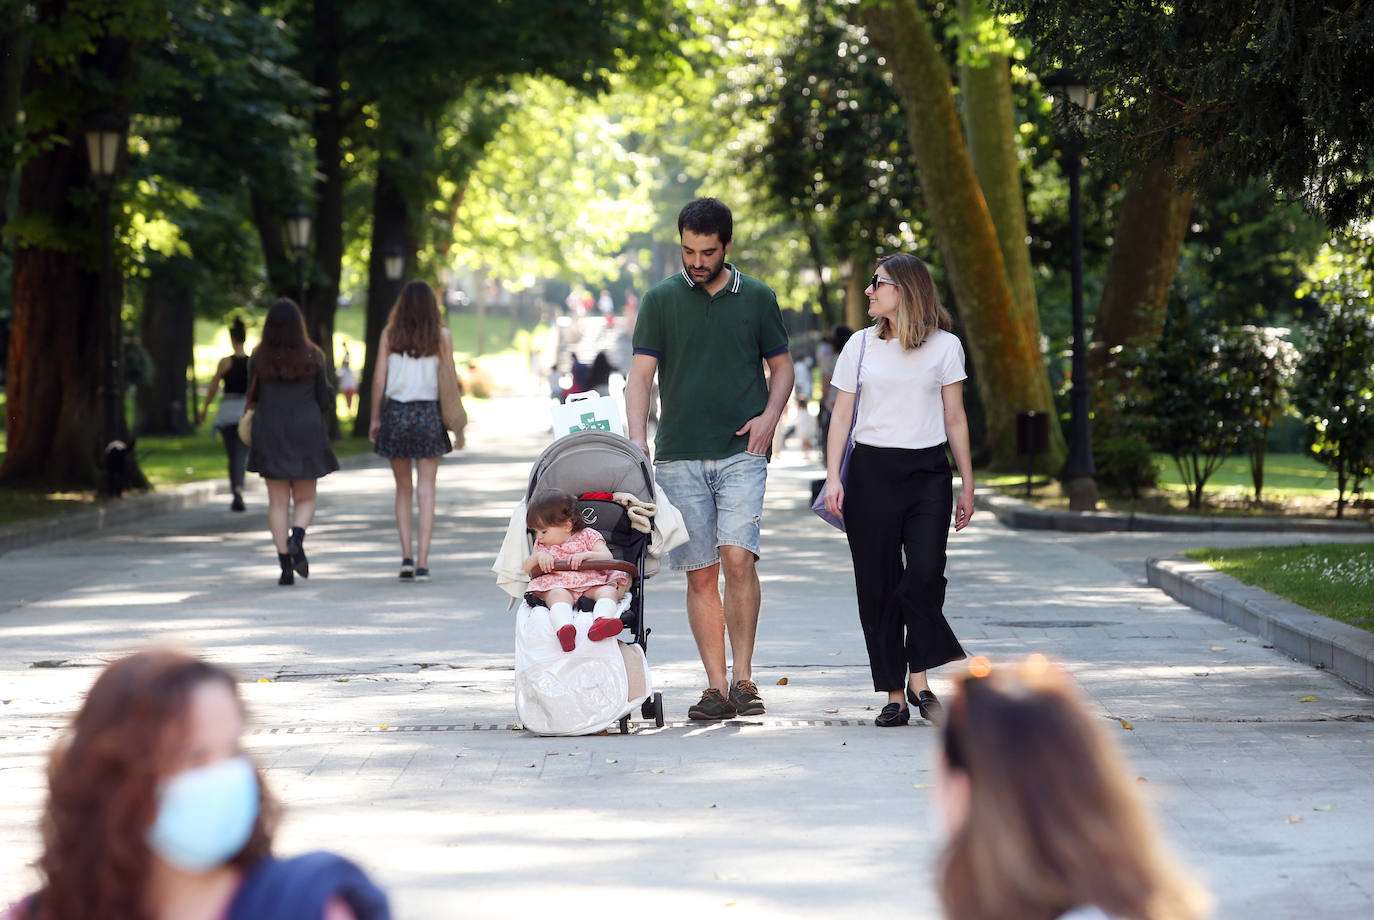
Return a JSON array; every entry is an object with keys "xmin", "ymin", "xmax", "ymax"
[
  {"xmin": 939, "ymin": 657, "xmax": 1211, "ymax": 920},
  {"xmin": 873, "ymin": 253, "xmax": 952, "ymax": 349}
]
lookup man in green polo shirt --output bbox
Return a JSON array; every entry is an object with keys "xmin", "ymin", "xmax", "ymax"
[{"xmin": 625, "ymin": 197, "xmax": 794, "ymax": 721}]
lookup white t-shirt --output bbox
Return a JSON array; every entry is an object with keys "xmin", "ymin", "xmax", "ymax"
[
  {"xmin": 831, "ymin": 327, "xmax": 966, "ymax": 449},
  {"xmin": 385, "ymin": 353, "xmax": 440, "ymax": 402}
]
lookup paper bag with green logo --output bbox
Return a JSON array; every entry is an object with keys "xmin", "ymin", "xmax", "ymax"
[{"xmin": 551, "ymin": 392, "xmax": 625, "ymax": 439}]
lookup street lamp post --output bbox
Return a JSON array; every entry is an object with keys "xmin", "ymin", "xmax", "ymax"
[
  {"xmin": 85, "ymin": 112, "xmax": 125, "ymax": 497},
  {"xmin": 286, "ymin": 203, "xmax": 312, "ymax": 308},
  {"xmin": 384, "ymin": 244, "xmax": 406, "ymax": 292},
  {"xmin": 1044, "ymin": 71, "xmax": 1099, "ymax": 511}
]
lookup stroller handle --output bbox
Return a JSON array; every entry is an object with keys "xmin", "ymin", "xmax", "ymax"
[{"xmin": 551, "ymin": 559, "xmax": 639, "ymax": 578}]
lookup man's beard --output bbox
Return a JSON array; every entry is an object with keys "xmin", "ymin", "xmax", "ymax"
[{"xmin": 684, "ymin": 257, "xmax": 724, "ymax": 287}]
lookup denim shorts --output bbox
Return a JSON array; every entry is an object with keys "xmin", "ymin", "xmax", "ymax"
[{"xmin": 654, "ymin": 451, "xmax": 768, "ymax": 571}]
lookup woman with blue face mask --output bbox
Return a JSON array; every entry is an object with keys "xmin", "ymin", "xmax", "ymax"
[{"xmin": 4, "ymin": 650, "xmax": 389, "ymax": 920}]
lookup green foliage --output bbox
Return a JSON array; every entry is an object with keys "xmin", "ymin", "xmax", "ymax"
[
  {"xmin": 1290, "ymin": 273, "xmax": 1374, "ymax": 519},
  {"xmin": 1170, "ymin": 178, "xmax": 1327, "ymax": 329},
  {"xmin": 1132, "ymin": 309, "xmax": 1250, "ymax": 508},
  {"xmin": 1223, "ymin": 325, "xmax": 1298, "ymax": 502},
  {"xmin": 741, "ymin": 0, "xmax": 930, "ymax": 321},
  {"xmin": 1089, "ymin": 366, "xmax": 1157, "ymax": 499},
  {"xmin": 996, "ymin": 0, "xmax": 1374, "ymax": 225}
]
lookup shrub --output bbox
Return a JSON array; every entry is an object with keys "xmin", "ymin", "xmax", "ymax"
[{"xmin": 1291, "ymin": 292, "xmax": 1374, "ymax": 519}]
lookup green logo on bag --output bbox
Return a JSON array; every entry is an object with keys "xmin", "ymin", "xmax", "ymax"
[{"xmin": 566, "ymin": 411, "xmax": 611, "ymax": 433}]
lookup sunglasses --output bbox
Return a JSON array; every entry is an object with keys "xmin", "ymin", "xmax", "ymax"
[{"xmin": 870, "ymin": 273, "xmax": 899, "ymax": 289}]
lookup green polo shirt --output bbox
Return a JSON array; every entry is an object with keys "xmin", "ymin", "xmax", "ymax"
[{"xmin": 633, "ymin": 263, "xmax": 790, "ymax": 461}]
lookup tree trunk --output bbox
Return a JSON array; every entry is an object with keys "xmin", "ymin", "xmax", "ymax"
[
  {"xmin": 1090, "ymin": 145, "xmax": 1197, "ymax": 374},
  {"xmin": 135, "ymin": 258, "xmax": 195, "ymax": 435},
  {"xmin": 859, "ymin": 0, "xmax": 1058, "ymax": 469},
  {"xmin": 0, "ymin": 0, "xmax": 25, "ymax": 237},
  {"xmin": 248, "ymin": 189, "xmax": 297, "ymax": 298},
  {"xmin": 2, "ymin": 24, "xmax": 145, "ymax": 491},
  {"xmin": 306, "ymin": 0, "xmax": 345, "ymax": 439},
  {"xmin": 843, "ymin": 261, "xmax": 869, "ymax": 332},
  {"xmin": 355, "ymin": 155, "xmax": 414, "ymax": 437}
]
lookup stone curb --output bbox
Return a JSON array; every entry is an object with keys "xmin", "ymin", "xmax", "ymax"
[
  {"xmin": 976, "ymin": 488, "xmax": 1374, "ymax": 534},
  {"xmin": 1146, "ymin": 555, "xmax": 1374, "ymax": 693},
  {"xmin": 0, "ymin": 451, "xmax": 384, "ymax": 558}
]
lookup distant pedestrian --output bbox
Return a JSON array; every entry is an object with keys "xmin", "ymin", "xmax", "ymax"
[
  {"xmin": 369, "ymin": 280, "xmax": 457, "ymax": 583},
  {"xmin": 626, "ymin": 196, "xmax": 793, "ymax": 721},
  {"xmin": 585, "ymin": 351, "xmax": 616, "ymax": 396},
  {"xmin": 567, "ymin": 353, "xmax": 588, "ymax": 395},
  {"xmin": 246, "ymin": 299, "xmax": 339, "ymax": 586},
  {"xmin": 816, "ymin": 324, "xmax": 852, "ymax": 465},
  {"xmin": 2, "ymin": 649, "xmax": 390, "ymax": 920},
  {"xmin": 338, "ymin": 350, "xmax": 359, "ymax": 411},
  {"xmin": 936, "ymin": 655, "xmax": 1211, "ymax": 920},
  {"xmin": 823, "ymin": 254, "xmax": 972, "ymax": 726},
  {"xmin": 198, "ymin": 316, "xmax": 251, "ymax": 512},
  {"xmin": 597, "ymin": 288, "xmax": 615, "ymax": 325}
]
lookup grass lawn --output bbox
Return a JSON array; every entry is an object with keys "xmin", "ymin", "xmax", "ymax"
[
  {"xmin": 1183, "ymin": 543, "xmax": 1374, "ymax": 633},
  {"xmin": 983, "ymin": 453, "xmax": 1370, "ymax": 520}
]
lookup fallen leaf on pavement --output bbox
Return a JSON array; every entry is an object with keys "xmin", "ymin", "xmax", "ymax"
[
  {"xmin": 1299, "ymin": 696, "xmax": 1318, "ymax": 702},
  {"xmin": 650, "ymin": 768, "xmax": 664, "ymax": 774},
  {"xmin": 1137, "ymin": 777, "xmax": 1148, "ymax": 783},
  {"xmin": 1286, "ymin": 815, "xmax": 1303, "ymax": 824},
  {"xmin": 912, "ymin": 783, "xmax": 933, "ymax": 789},
  {"xmin": 1193, "ymin": 672, "xmax": 1209, "ymax": 677},
  {"xmin": 606, "ymin": 758, "xmax": 618, "ymax": 764},
  {"xmin": 256, "ymin": 678, "xmax": 271, "ymax": 683},
  {"xmin": 829, "ymin": 651, "xmax": 842, "ymax": 656},
  {"xmin": 776, "ymin": 677, "xmax": 789, "ymax": 685},
  {"xmin": 824, "ymin": 708, "xmax": 839, "ymax": 714},
  {"xmin": 1118, "ymin": 718, "xmax": 1135, "ymax": 730},
  {"xmin": 1306, "ymin": 734, "xmax": 1322, "ymax": 739},
  {"xmin": 1313, "ymin": 805, "xmax": 1333, "ymax": 812},
  {"xmin": 378, "ymin": 724, "xmax": 388, "ymax": 730},
  {"xmin": 1210, "ymin": 646, "xmax": 1227, "ymax": 651}
]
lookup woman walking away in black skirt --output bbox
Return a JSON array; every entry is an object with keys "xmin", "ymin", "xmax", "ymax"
[
  {"xmin": 822, "ymin": 253, "xmax": 974, "ymax": 727},
  {"xmin": 246, "ymin": 299, "xmax": 339, "ymax": 585},
  {"xmin": 369, "ymin": 280, "xmax": 456, "ymax": 582}
]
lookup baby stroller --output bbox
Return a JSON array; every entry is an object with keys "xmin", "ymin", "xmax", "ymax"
[{"xmin": 494, "ymin": 430, "xmax": 681, "ymax": 735}]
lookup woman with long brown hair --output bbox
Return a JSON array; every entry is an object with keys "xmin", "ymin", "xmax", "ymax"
[
  {"xmin": 822, "ymin": 253, "xmax": 972, "ymax": 726},
  {"xmin": 368, "ymin": 280, "xmax": 457, "ymax": 582},
  {"xmin": 937, "ymin": 656, "xmax": 1211, "ymax": 920},
  {"xmin": 246, "ymin": 299, "xmax": 339, "ymax": 585},
  {"xmin": 4, "ymin": 649, "xmax": 388, "ymax": 920}
]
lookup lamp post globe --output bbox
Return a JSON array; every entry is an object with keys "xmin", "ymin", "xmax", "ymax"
[
  {"xmin": 384, "ymin": 245, "xmax": 405, "ymax": 284},
  {"xmin": 1043, "ymin": 70, "xmax": 1099, "ymax": 511},
  {"xmin": 286, "ymin": 203, "xmax": 312, "ymax": 308}
]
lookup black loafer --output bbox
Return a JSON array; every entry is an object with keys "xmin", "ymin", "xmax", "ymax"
[
  {"xmin": 874, "ymin": 702, "xmax": 910, "ymax": 727},
  {"xmin": 909, "ymin": 689, "xmax": 944, "ymax": 725}
]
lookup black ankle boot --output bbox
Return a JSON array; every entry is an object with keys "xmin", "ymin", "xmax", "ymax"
[
  {"xmin": 287, "ymin": 526, "xmax": 308, "ymax": 578},
  {"xmin": 277, "ymin": 552, "xmax": 295, "ymax": 586}
]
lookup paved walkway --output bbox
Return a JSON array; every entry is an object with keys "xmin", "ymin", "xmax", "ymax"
[{"xmin": 2, "ymin": 395, "xmax": 1371, "ymax": 919}]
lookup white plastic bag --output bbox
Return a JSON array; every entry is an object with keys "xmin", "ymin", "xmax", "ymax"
[{"xmin": 551, "ymin": 392, "xmax": 624, "ymax": 439}]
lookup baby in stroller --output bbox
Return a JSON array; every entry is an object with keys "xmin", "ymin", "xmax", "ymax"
[{"xmin": 523, "ymin": 489, "xmax": 627, "ymax": 652}]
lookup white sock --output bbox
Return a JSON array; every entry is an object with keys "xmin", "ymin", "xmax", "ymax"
[
  {"xmin": 548, "ymin": 602, "xmax": 574, "ymax": 631},
  {"xmin": 593, "ymin": 597, "xmax": 618, "ymax": 619}
]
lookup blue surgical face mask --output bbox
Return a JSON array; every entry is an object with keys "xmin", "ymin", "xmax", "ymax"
[{"xmin": 146, "ymin": 755, "xmax": 259, "ymax": 873}]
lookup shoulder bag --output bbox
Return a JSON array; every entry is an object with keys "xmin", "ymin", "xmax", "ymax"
[
  {"xmin": 438, "ymin": 348, "xmax": 468, "ymax": 448},
  {"xmin": 237, "ymin": 371, "xmax": 258, "ymax": 447}
]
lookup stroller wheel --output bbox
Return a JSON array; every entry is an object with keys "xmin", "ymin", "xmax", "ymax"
[
  {"xmin": 653, "ymin": 691, "xmax": 664, "ymax": 728},
  {"xmin": 619, "ymin": 714, "xmax": 630, "ymax": 734}
]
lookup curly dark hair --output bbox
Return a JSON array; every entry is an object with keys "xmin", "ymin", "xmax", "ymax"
[
  {"xmin": 526, "ymin": 489, "xmax": 587, "ymax": 533},
  {"xmin": 677, "ymin": 197, "xmax": 733, "ymax": 245},
  {"xmin": 34, "ymin": 650, "xmax": 277, "ymax": 920},
  {"xmin": 383, "ymin": 281, "xmax": 443, "ymax": 359},
  {"xmin": 252, "ymin": 299, "xmax": 323, "ymax": 381}
]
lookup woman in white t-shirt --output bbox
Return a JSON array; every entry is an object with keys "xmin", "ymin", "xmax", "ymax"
[
  {"xmin": 823, "ymin": 253, "xmax": 973, "ymax": 727},
  {"xmin": 369, "ymin": 281, "xmax": 456, "ymax": 582},
  {"xmin": 936, "ymin": 656, "xmax": 1211, "ymax": 920}
]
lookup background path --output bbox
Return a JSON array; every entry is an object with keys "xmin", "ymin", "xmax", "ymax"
[{"xmin": 2, "ymin": 395, "xmax": 1371, "ymax": 918}]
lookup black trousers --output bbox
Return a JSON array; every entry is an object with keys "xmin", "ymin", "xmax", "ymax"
[
  {"xmin": 218, "ymin": 424, "xmax": 247, "ymax": 493},
  {"xmin": 844, "ymin": 442, "xmax": 966, "ymax": 691}
]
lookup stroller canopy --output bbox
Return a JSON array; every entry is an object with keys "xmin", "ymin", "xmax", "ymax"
[{"xmin": 526, "ymin": 431, "xmax": 654, "ymax": 504}]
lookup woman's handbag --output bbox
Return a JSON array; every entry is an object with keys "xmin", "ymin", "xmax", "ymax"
[
  {"xmin": 811, "ymin": 329, "xmax": 868, "ymax": 531},
  {"xmin": 237, "ymin": 372, "xmax": 258, "ymax": 447},
  {"xmin": 438, "ymin": 351, "xmax": 467, "ymax": 447}
]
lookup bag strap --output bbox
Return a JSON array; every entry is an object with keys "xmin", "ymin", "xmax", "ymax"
[{"xmin": 846, "ymin": 328, "xmax": 868, "ymax": 446}]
